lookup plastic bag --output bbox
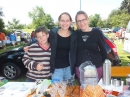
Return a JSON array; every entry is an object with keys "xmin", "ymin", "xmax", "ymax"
[{"xmin": 79, "ymin": 61, "xmax": 98, "ymax": 89}]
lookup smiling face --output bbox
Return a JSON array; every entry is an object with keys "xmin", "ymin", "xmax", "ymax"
[
  {"xmin": 58, "ymin": 13, "xmax": 72, "ymax": 30},
  {"xmin": 36, "ymin": 32, "xmax": 49, "ymax": 45},
  {"xmin": 75, "ymin": 11, "xmax": 90, "ymax": 32},
  {"xmin": 76, "ymin": 14, "xmax": 89, "ymax": 31}
]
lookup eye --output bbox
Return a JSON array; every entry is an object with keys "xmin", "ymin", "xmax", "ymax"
[
  {"xmin": 60, "ymin": 20, "xmax": 65, "ymax": 22},
  {"xmin": 66, "ymin": 20, "xmax": 70, "ymax": 22}
]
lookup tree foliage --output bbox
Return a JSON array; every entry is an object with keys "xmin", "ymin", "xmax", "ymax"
[
  {"xmin": 0, "ymin": 18, "xmax": 5, "ymax": 30},
  {"xmin": 28, "ymin": 6, "xmax": 55, "ymax": 29},
  {"xmin": 89, "ymin": 14, "xmax": 101, "ymax": 27},
  {"xmin": 108, "ymin": 9, "xmax": 130, "ymax": 28},
  {"xmin": 6, "ymin": 18, "xmax": 25, "ymax": 31},
  {"xmin": 120, "ymin": 0, "xmax": 130, "ymax": 14}
]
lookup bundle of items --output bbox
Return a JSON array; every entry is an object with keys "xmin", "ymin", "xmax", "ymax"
[{"xmin": 79, "ymin": 61, "xmax": 105, "ymax": 97}]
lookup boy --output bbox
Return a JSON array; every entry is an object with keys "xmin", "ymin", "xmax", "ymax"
[{"xmin": 22, "ymin": 26, "xmax": 51, "ymax": 82}]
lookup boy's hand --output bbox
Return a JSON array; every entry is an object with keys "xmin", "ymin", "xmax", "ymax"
[
  {"xmin": 36, "ymin": 63, "xmax": 44, "ymax": 71},
  {"xmin": 24, "ymin": 46, "xmax": 29, "ymax": 53}
]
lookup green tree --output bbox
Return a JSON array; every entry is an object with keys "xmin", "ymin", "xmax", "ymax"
[
  {"xmin": 120, "ymin": 0, "xmax": 130, "ymax": 14},
  {"xmin": 28, "ymin": 6, "xmax": 55, "ymax": 29},
  {"xmin": 6, "ymin": 18, "xmax": 25, "ymax": 31},
  {"xmin": 89, "ymin": 14, "xmax": 101, "ymax": 27},
  {"xmin": 108, "ymin": 9, "xmax": 127, "ymax": 18},
  {"xmin": 109, "ymin": 13, "xmax": 130, "ymax": 28},
  {"xmin": 0, "ymin": 18, "xmax": 5, "ymax": 30},
  {"xmin": 97, "ymin": 19, "xmax": 104, "ymax": 28},
  {"xmin": 108, "ymin": 9, "xmax": 130, "ymax": 28}
]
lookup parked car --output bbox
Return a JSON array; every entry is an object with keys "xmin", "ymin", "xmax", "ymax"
[
  {"xmin": 113, "ymin": 27, "xmax": 120, "ymax": 33},
  {"xmin": 0, "ymin": 46, "xmax": 27, "ymax": 80},
  {"xmin": 0, "ymin": 33, "xmax": 121, "ymax": 80},
  {"xmin": 102, "ymin": 28, "xmax": 112, "ymax": 33},
  {"xmin": 14, "ymin": 30, "xmax": 31, "ymax": 43}
]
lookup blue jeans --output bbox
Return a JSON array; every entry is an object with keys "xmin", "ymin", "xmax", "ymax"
[
  {"xmin": 26, "ymin": 78, "xmax": 35, "ymax": 82},
  {"xmin": 51, "ymin": 66, "xmax": 73, "ymax": 81}
]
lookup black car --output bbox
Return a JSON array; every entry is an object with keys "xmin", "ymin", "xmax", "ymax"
[
  {"xmin": 0, "ymin": 47, "xmax": 27, "ymax": 80},
  {"xmin": 0, "ymin": 34, "xmax": 121, "ymax": 80}
]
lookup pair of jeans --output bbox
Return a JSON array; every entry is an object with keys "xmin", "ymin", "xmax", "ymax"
[
  {"xmin": 51, "ymin": 66, "xmax": 73, "ymax": 81},
  {"xmin": 26, "ymin": 78, "xmax": 35, "ymax": 82}
]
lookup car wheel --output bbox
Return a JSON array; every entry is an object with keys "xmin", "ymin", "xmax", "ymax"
[{"xmin": 2, "ymin": 63, "xmax": 21, "ymax": 80}]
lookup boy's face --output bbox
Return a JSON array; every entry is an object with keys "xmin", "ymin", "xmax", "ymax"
[{"xmin": 36, "ymin": 31, "xmax": 49, "ymax": 45}]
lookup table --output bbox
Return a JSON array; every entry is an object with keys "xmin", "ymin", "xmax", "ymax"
[
  {"xmin": 27, "ymin": 86, "xmax": 80, "ymax": 97},
  {"xmin": 27, "ymin": 86, "xmax": 128, "ymax": 97}
]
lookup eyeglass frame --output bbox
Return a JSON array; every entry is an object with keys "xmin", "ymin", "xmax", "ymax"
[{"xmin": 76, "ymin": 18, "xmax": 87, "ymax": 24}]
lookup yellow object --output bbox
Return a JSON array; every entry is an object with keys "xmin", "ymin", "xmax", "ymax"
[{"xmin": 111, "ymin": 66, "xmax": 130, "ymax": 77}]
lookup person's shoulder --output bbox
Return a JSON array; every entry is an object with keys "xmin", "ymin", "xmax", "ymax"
[
  {"xmin": 75, "ymin": 29, "xmax": 82, "ymax": 35},
  {"xmin": 92, "ymin": 28, "xmax": 102, "ymax": 34},
  {"xmin": 92, "ymin": 27, "xmax": 101, "ymax": 31},
  {"xmin": 70, "ymin": 29, "xmax": 75, "ymax": 34},
  {"xmin": 50, "ymin": 27, "xmax": 59, "ymax": 33}
]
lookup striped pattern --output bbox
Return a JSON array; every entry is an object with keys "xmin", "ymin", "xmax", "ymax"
[{"xmin": 22, "ymin": 43, "xmax": 51, "ymax": 80}]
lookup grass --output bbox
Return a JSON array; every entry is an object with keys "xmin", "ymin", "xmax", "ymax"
[
  {"xmin": 0, "ymin": 43, "xmax": 23, "ymax": 54},
  {"xmin": 107, "ymin": 33, "xmax": 130, "ymax": 66},
  {"xmin": 106, "ymin": 33, "xmax": 130, "ymax": 85},
  {"xmin": 115, "ymin": 40, "xmax": 130, "ymax": 66},
  {"xmin": 9, "ymin": 74, "xmax": 26, "ymax": 82}
]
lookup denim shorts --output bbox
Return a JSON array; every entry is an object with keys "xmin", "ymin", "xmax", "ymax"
[{"xmin": 51, "ymin": 66, "xmax": 73, "ymax": 81}]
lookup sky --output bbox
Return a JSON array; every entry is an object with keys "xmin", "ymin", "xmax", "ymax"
[{"xmin": 0, "ymin": 0, "xmax": 123, "ymax": 25}]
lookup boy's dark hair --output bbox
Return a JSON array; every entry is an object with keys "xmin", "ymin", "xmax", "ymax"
[{"xmin": 35, "ymin": 26, "xmax": 48, "ymax": 37}]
